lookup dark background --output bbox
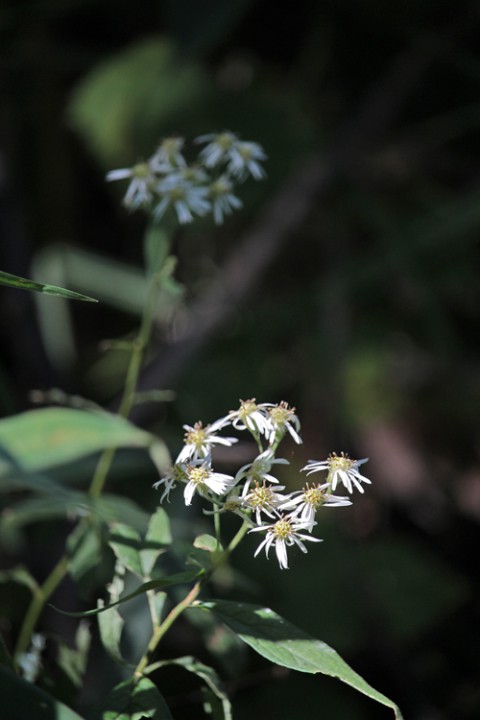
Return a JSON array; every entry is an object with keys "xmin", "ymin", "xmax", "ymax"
[{"xmin": 1, "ymin": 1, "xmax": 480, "ymax": 718}]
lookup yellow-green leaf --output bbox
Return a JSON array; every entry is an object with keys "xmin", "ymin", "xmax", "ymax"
[{"xmin": 0, "ymin": 408, "xmax": 162, "ymax": 473}]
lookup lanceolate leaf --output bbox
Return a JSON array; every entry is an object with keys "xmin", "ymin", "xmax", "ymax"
[
  {"xmin": 109, "ymin": 524, "xmax": 144, "ymax": 578},
  {"xmin": 101, "ymin": 676, "xmax": 173, "ymax": 720},
  {"xmin": 140, "ymin": 508, "xmax": 172, "ymax": 576},
  {"xmin": 200, "ymin": 600, "xmax": 403, "ymax": 720},
  {"xmin": 0, "ymin": 270, "xmax": 97, "ymax": 302},
  {"xmin": 97, "ymin": 600, "xmax": 127, "ymax": 666},
  {"xmin": 57, "ymin": 622, "xmax": 91, "ymax": 689},
  {"xmin": 53, "ymin": 570, "xmax": 201, "ymax": 617},
  {"xmin": 0, "ymin": 664, "xmax": 86, "ymax": 720},
  {"xmin": 2, "ymin": 493, "xmax": 150, "ymax": 532},
  {"xmin": 145, "ymin": 656, "xmax": 231, "ymax": 720},
  {"xmin": 0, "ymin": 634, "xmax": 14, "ymax": 671},
  {"xmin": 0, "ymin": 408, "xmax": 165, "ymax": 474}
]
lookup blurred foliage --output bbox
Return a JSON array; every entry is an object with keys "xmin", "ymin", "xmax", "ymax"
[{"xmin": 1, "ymin": 0, "xmax": 480, "ymax": 718}]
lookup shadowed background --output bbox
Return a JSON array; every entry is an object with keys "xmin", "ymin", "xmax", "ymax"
[{"xmin": 1, "ymin": 1, "xmax": 480, "ymax": 718}]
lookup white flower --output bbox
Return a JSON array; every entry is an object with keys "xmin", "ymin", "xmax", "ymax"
[
  {"xmin": 153, "ymin": 463, "xmax": 187, "ymax": 503},
  {"xmin": 154, "ymin": 176, "xmax": 211, "ymax": 224},
  {"xmin": 279, "ymin": 482, "xmax": 351, "ymax": 529},
  {"xmin": 250, "ymin": 516, "xmax": 322, "ymax": 569},
  {"xmin": 196, "ymin": 133, "xmax": 267, "ymax": 182},
  {"xmin": 226, "ymin": 141, "xmax": 267, "ymax": 181},
  {"xmin": 235, "ymin": 448, "xmax": 289, "ymax": 495},
  {"xmin": 106, "ymin": 161, "xmax": 156, "ymax": 210},
  {"xmin": 195, "ymin": 131, "xmax": 238, "ymax": 167},
  {"xmin": 267, "ymin": 402, "xmax": 302, "ymax": 445},
  {"xmin": 303, "ymin": 453, "xmax": 371, "ymax": 494},
  {"xmin": 184, "ymin": 463, "xmax": 235, "ymax": 505},
  {"xmin": 176, "ymin": 419, "xmax": 238, "ymax": 464},
  {"xmin": 228, "ymin": 399, "xmax": 275, "ymax": 438},
  {"xmin": 242, "ymin": 480, "xmax": 290, "ymax": 524},
  {"xmin": 150, "ymin": 137, "xmax": 187, "ymax": 170},
  {"xmin": 18, "ymin": 633, "xmax": 46, "ymax": 683},
  {"xmin": 208, "ymin": 175, "xmax": 242, "ymax": 224}
]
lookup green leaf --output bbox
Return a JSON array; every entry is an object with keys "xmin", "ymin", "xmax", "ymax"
[
  {"xmin": 0, "ymin": 633, "xmax": 14, "ymax": 671},
  {"xmin": 57, "ymin": 622, "xmax": 91, "ymax": 689},
  {"xmin": 0, "ymin": 270, "xmax": 97, "ymax": 303},
  {"xmin": 143, "ymin": 225, "xmax": 171, "ymax": 276},
  {"xmin": 67, "ymin": 523, "xmax": 103, "ymax": 584},
  {"xmin": 97, "ymin": 600, "xmax": 127, "ymax": 666},
  {"xmin": 0, "ymin": 408, "xmax": 160, "ymax": 474},
  {"xmin": 109, "ymin": 524, "xmax": 144, "ymax": 578},
  {"xmin": 0, "ymin": 566, "xmax": 39, "ymax": 594},
  {"xmin": 2, "ymin": 493, "xmax": 150, "ymax": 532},
  {"xmin": 95, "ymin": 495, "xmax": 150, "ymax": 531},
  {"xmin": 140, "ymin": 508, "xmax": 172, "ymax": 577},
  {"xmin": 199, "ymin": 600, "xmax": 403, "ymax": 720},
  {"xmin": 69, "ymin": 38, "xmax": 208, "ymax": 166},
  {"xmin": 0, "ymin": 567, "xmax": 39, "ymax": 623},
  {"xmin": 193, "ymin": 534, "xmax": 220, "ymax": 553},
  {"xmin": 0, "ymin": 467, "xmax": 77, "ymax": 496},
  {"xmin": 101, "ymin": 676, "xmax": 173, "ymax": 720},
  {"xmin": 146, "ymin": 656, "xmax": 231, "ymax": 720},
  {"xmin": 54, "ymin": 570, "xmax": 201, "ymax": 617},
  {"xmin": 0, "ymin": 664, "xmax": 86, "ymax": 720}
]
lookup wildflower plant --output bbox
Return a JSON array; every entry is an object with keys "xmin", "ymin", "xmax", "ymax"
[{"xmin": 0, "ymin": 133, "xmax": 403, "ymax": 719}]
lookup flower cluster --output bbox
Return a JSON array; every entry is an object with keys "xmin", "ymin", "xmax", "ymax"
[
  {"xmin": 106, "ymin": 132, "xmax": 267, "ymax": 225},
  {"xmin": 153, "ymin": 400, "xmax": 371, "ymax": 570}
]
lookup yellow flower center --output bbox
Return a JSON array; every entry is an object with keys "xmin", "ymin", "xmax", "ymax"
[
  {"xmin": 237, "ymin": 398, "xmax": 257, "ymax": 419},
  {"xmin": 269, "ymin": 401, "xmax": 295, "ymax": 426},
  {"xmin": 132, "ymin": 162, "xmax": 150, "ymax": 179},
  {"xmin": 188, "ymin": 466, "xmax": 210, "ymax": 486},
  {"xmin": 302, "ymin": 483, "xmax": 325, "ymax": 508},
  {"xmin": 217, "ymin": 132, "xmax": 235, "ymax": 150},
  {"xmin": 160, "ymin": 137, "xmax": 183, "ymax": 161},
  {"xmin": 328, "ymin": 452, "xmax": 354, "ymax": 472},
  {"xmin": 272, "ymin": 518, "xmax": 293, "ymax": 540},
  {"xmin": 248, "ymin": 482, "xmax": 274, "ymax": 509},
  {"xmin": 169, "ymin": 186, "xmax": 187, "ymax": 201},
  {"xmin": 184, "ymin": 422, "xmax": 207, "ymax": 449}
]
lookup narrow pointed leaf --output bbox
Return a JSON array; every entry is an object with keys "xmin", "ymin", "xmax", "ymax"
[
  {"xmin": 0, "ymin": 408, "xmax": 164, "ymax": 473},
  {"xmin": 53, "ymin": 570, "xmax": 201, "ymax": 617},
  {"xmin": 0, "ymin": 634, "xmax": 14, "ymax": 671},
  {"xmin": 0, "ymin": 566, "xmax": 39, "ymax": 594},
  {"xmin": 57, "ymin": 622, "xmax": 91, "ymax": 688},
  {"xmin": 145, "ymin": 656, "xmax": 231, "ymax": 720},
  {"xmin": 67, "ymin": 523, "xmax": 102, "ymax": 584},
  {"xmin": 140, "ymin": 508, "xmax": 172, "ymax": 576},
  {"xmin": 97, "ymin": 600, "xmax": 127, "ymax": 666},
  {"xmin": 0, "ymin": 270, "xmax": 97, "ymax": 302},
  {"xmin": 0, "ymin": 664, "xmax": 86, "ymax": 719},
  {"xmin": 109, "ymin": 524, "xmax": 144, "ymax": 578},
  {"xmin": 200, "ymin": 600, "xmax": 403, "ymax": 720},
  {"xmin": 2, "ymin": 493, "xmax": 149, "ymax": 532},
  {"xmin": 101, "ymin": 676, "xmax": 173, "ymax": 719}
]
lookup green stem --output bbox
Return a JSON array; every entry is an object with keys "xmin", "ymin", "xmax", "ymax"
[
  {"xmin": 135, "ymin": 521, "xmax": 251, "ymax": 676},
  {"xmin": 213, "ymin": 509, "xmax": 222, "ymax": 550},
  {"xmin": 14, "ymin": 267, "xmax": 164, "ymax": 663},
  {"xmin": 135, "ymin": 580, "xmax": 203, "ymax": 676},
  {"xmin": 89, "ymin": 270, "xmax": 162, "ymax": 498},
  {"xmin": 14, "ymin": 555, "xmax": 69, "ymax": 663}
]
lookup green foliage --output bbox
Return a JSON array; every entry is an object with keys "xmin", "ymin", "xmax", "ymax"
[
  {"xmin": 100, "ymin": 676, "xmax": 173, "ymax": 720},
  {"xmin": 0, "ymin": 408, "xmax": 164, "ymax": 475},
  {"xmin": 0, "ymin": 270, "xmax": 97, "ymax": 303},
  {"xmin": 0, "ymin": 665, "xmax": 86, "ymax": 720},
  {"xmin": 146, "ymin": 656, "xmax": 232, "ymax": 720},
  {"xmin": 200, "ymin": 600, "xmax": 404, "ymax": 719},
  {"xmin": 69, "ymin": 38, "xmax": 209, "ymax": 166}
]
